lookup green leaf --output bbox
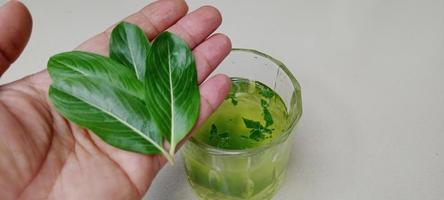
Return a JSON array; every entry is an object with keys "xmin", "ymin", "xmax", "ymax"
[
  {"xmin": 210, "ymin": 124, "xmax": 218, "ymax": 136},
  {"xmin": 228, "ymin": 93, "xmax": 238, "ymax": 106},
  {"xmin": 110, "ymin": 22, "xmax": 151, "ymax": 80},
  {"xmin": 259, "ymin": 85, "xmax": 274, "ymax": 99},
  {"xmin": 243, "ymin": 117, "xmax": 273, "ymax": 142},
  {"xmin": 144, "ymin": 32, "xmax": 200, "ymax": 155},
  {"xmin": 263, "ymin": 127, "xmax": 273, "ymax": 134},
  {"xmin": 249, "ymin": 129, "xmax": 265, "ymax": 141},
  {"xmin": 260, "ymin": 99, "xmax": 268, "ymax": 107},
  {"xmin": 219, "ymin": 132, "xmax": 229, "ymax": 138},
  {"xmin": 48, "ymin": 51, "xmax": 144, "ymax": 100},
  {"xmin": 48, "ymin": 77, "xmax": 173, "ymax": 162},
  {"xmin": 231, "ymin": 98, "xmax": 238, "ymax": 105},
  {"xmin": 218, "ymin": 135, "xmax": 230, "ymax": 148},
  {"xmin": 263, "ymin": 108, "xmax": 273, "ymax": 127},
  {"xmin": 243, "ymin": 118, "xmax": 262, "ymax": 129},
  {"xmin": 208, "ymin": 124, "xmax": 218, "ymax": 146},
  {"xmin": 208, "ymin": 124, "xmax": 230, "ymax": 148},
  {"xmin": 261, "ymin": 99, "xmax": 274, "ymax": 127}
]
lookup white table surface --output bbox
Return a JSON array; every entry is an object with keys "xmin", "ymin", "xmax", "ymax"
[{"xmin": 2, "ymin": 0, "xmax": 444, "ymax": 199}]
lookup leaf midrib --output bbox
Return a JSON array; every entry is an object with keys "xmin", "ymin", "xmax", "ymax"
[
  {"xmin": 57, "ymin": 86, "xmax": 165, "ymax": 154},
  {"xmin": 167, "ymin": 41, "xmax": 176, "ymax": 152},
  {"xmin": 59, "ymin": 59, "xmax": 88, "ymax": 77},
  {"xmin": 127, "ymin": 32, "xmax": 140, "ymax": 80}
]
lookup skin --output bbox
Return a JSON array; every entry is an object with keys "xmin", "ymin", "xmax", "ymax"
[{"xmin": 0, "ymin": 0, "xmax": 231, "ymax": 199}]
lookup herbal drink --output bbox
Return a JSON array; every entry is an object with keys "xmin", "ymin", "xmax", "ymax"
[
  {"xmin": 183, "ymin": 78, "xmax": 290, "ymax": 200},
  {"xmin": 182, "ymin": 49, "xmax": 302, "ymax": 200}
]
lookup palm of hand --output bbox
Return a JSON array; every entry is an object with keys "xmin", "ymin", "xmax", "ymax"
[{"xmin": 0, "ymin": 1, "xmax": 231, "ymax": 199}]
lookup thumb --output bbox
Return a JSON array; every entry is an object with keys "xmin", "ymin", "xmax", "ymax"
[{"xmin": 0, "ymin": 0, "xmax": 32, "ymax": 77}]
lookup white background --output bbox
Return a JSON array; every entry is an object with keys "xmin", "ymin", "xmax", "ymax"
[{"xmin": 1, "ymin": 0, "xmax": 444, "ymax": 199}]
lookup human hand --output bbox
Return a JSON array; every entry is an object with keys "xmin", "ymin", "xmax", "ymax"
[{"xmin": 0, "ymin": 1, "xmax": 231, "ymax": 199}]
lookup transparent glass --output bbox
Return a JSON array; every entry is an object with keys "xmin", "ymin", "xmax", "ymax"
[{"xmin": 183, "ymin": 49, "xmax": 302, "ymax": 200}]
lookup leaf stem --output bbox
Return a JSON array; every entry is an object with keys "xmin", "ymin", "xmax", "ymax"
[
  {"xmin": 169, "ymin": 146, "xmax": 176, "ymax": 159},
  {"xmin": 161, "ymin": 149, "xmax": 175, "ymax": 165}
]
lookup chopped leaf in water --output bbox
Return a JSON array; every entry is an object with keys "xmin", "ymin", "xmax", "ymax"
[
  {"xmin": 242, "ymin": 96, "xmax": 276, "ymax": 142},
  {"xmin": 228, "ymin": 93, "xmax": 238, "ymax": 106},
  {"xmin": 208, "ymin": 124, "xmax": 230, "ymax": 148},
  {"xmin": 219, "ymin": 132, "xmax": 229, "ymax": 138},
  {"xmin": 249, "ymin": 129, "xmax": 265, "ymax": 141},
  {"xmin": 209, "ymin": 124, "xmax": 219, "ymax": 146},
  {"xmin": 258, "ymin": 85, "xmax": 274, "ymax": 99},
  {"xmin": 242, "ymin": 118, "xmax": 272, "ymax": 142},
  {"xmin": 261, "ymin": 99, "xmax": 274, "ymax": 127},
  {"xmin": 243, "ymin": 118, "xmax": 262, "ymax": 129}
]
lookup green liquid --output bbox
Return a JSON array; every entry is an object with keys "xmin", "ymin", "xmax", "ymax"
[
  {"xmin": 184, "ymin": 78, "xmax": 291, "ymax": 200},
  {"xmin": 193, "ymin": 78, "xmax": 288, "ymax": 149}
]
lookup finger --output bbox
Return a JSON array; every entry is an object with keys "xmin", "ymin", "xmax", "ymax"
[
  {"xmin": 167, "ymin": 5, "xmax": 222, "ymax": 49},
  {"xmin": 0, "ymin": 1, "xmax": 32, "ymax": 76},
  {"xmin": 196, "ymin": 74, "xmax": 231, "ymax": 129},
  {"xmin": 193, "ymin": 33, "xmax": 231, "ymax": 83},
  {"xmin": 76, "ymin": 0, "xmax": 188, "ymax": 54}
]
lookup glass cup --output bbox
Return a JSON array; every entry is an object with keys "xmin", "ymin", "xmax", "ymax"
[{"xmin": 182, "ymin": 48, "xmax": 302, "ymax": 200}]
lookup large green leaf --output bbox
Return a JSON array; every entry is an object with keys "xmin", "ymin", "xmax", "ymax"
[
  {"xmin": 110, "ymin": 22, "xmax": 151, "ymax": 80},
  {"xmin": 145, "ymin": 32, "xmax": 200, "ymax": 155},
  {"xmin": 48, "ymin": 77, "xmax": 172, "ymax": 161},
  {"xmin": 48, "ymin": 51, "xmax": 144, "ymax": 100}
]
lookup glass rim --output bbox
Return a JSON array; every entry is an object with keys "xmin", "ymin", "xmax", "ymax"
[{"xmin": 189, "ymin": 48, "xmax": 302, "ymax": 156}]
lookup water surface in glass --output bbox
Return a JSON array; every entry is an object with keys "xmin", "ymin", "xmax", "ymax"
[{"xmin": 193, "ymin": 77, "xmax": 288, "ymax": 149}]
